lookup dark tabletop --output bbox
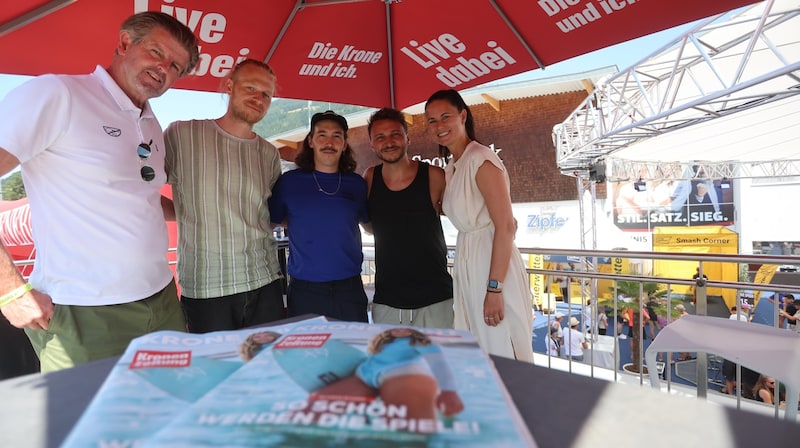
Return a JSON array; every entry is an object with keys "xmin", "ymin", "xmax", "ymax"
[{"xmin": 1, "ymin": 327, "xmax": 797, "ymax": 447}]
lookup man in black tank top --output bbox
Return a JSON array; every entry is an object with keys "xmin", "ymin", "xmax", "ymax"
[{"xmin": 363, "ymin": 108, "xmax": 454, "ymax": 329}]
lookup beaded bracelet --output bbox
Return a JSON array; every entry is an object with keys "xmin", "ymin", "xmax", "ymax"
[{"xmin": 0, "ymin": 283, "xmax": 33, "ymax": 307}]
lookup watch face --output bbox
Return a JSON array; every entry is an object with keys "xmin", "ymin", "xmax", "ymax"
[{"xmin": 488, "ymin": 280, "xmax": 499, "ymax": 289}]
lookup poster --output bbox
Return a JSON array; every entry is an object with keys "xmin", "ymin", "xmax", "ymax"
[
  {"xmin": 61, "ymin": 317, "xmax": 326, "ymax": 448},
  {"xmin": 67, "ymin": 322, "xmax": 535, "ymax": 447},
  {"xmin": 611, "ymin": 165, "xmax": 735, "ymax": 231}
]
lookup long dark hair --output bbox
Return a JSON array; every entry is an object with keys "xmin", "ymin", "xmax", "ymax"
[
  {"xmin": 424, "ymin": 89, "xmax": 477, "ymax": 159},
  {"xmin": 295, "ymin": 131, "xmax": 357, "ymax": 173}
]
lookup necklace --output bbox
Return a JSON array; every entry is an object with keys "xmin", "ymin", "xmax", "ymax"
[{"xmin": 312, "ymin": 171, "xmax": 341, "ymax": 196}]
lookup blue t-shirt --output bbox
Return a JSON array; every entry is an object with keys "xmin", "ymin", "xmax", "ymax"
[{"xmin": 269, "ymin": 169, "xmax": 368, "ymax": 282}]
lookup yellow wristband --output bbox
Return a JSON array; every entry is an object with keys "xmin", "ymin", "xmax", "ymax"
[{"xmin": 0, "ymin": 283, "xmax": 33, "ymax": 307}]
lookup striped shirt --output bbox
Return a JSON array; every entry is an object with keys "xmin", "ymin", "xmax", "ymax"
[{"xmin": 164, "ymin": 119, "xmax": 282, "ymax": 298}]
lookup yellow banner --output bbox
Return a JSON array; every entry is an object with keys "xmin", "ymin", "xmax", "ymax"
[
  {"xmin": 529, "ymin": 254, "xmax": 544, "ymax": 306},
  {"xmin": 753, "ymin": 264, "xmax": 778, "ymax": 302},
  {"xmin": 612, "ymin": 256, "xmax": 627, "ymax": 274}
]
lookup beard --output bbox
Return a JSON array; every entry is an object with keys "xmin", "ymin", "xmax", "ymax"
[
  {"xmin": 134, "ymin": 69, "xmax": 167, "ymax": 100},
  {"xmin": 375, "ymin": 146, "xmax": 406, "ymax": 164},
  {"xmin": 231, "ymin": 101, "xmax": 266, "ymax": 125}
]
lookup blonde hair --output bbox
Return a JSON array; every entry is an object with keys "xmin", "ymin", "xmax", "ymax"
[
  {"xmin": 367, "ymin": 328, "xmax": 431, "ymax": 354},
  {"xmin": 218, "ymin": 58, "xmax": 276, "ymax": 92},
  {"xmin": 239, "ymin": 330, "xmax": 281, "ymax": 361}
]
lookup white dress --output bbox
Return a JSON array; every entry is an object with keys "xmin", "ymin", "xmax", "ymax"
[{"xmin": 442, "ymin": 142, "xmax": 534, "ymax": 362}]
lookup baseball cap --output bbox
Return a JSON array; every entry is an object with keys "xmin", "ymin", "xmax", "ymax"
[{"xmin": 311, "ymin": 110, "xmax": 348, "ymax": 132}]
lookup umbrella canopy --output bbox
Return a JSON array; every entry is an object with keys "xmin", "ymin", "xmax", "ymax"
[{"xmin": 0, "ymin": 0, "xmax": 760, "ymax": 109}]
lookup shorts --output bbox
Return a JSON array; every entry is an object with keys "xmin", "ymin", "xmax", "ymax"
[
  {"xmin": 371, "ymin": 299, "xmax": 454, "ymax": 329},
  {"xmin": 25, "ymin": 279, "xmax": 184, "ymax": 372}
]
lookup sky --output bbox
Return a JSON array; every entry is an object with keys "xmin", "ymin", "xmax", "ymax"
[{"xmin": 0, "ymin": 20, "xmax": 699, "ymax": 132}]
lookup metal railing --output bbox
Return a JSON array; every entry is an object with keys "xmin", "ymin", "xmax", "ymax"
[
  {"xmin": 13, "ymin": 244, "xmax": 799, "ymax": 418},
  {"xmin": 361, "ymin": 244, "xmax": 800, "ymax": 419}
]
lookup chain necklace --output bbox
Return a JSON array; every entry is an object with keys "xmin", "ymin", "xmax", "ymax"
[{"xmin": 312, "ymin": 171, "xmax": 342, "ymax": 196}]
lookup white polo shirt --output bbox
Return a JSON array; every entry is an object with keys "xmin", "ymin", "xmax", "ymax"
[{"xmin": 0, "ymin": 66, "xmax": 172, "ymax": 306}]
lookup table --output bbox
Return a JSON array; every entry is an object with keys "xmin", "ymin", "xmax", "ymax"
[
  {"xmin": 1, "ymin": 324, "xmax": 797, "ymax": 447},
  {"xmin": 586, "ymin": 334, "xmax": 617, "ymax": 369}
]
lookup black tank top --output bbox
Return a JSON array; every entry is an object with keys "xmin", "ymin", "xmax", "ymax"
[{"xmin": 368, "ymin": 162, "xmax": 453, "ymax": 308}]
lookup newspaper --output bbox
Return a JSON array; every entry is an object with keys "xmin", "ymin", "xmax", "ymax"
[
  {"xmin": 64, "ymin": 321, "xmax": 536, "ymax": 447},
  {"xmin": 61, "ymin": 317, "xmax": 326, "ymax": 448}
]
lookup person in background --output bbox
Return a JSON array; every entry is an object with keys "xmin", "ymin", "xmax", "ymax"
[
  {"xmin": 583, "ymin": 298, "xmax": 594, "ymax": 336},
  {"xmin": 547, "ymin": 325, "xmax": 562, "ymax": 358},
  {"xmin": 779, "ymin": 294, "xmax": 800, "ymax": 332},
  {"xmin": 674, "ymin": 304, "xmax": 692, "ymax": 362},
  {"xmin": 769, "ymin": 293, "xmax": 796, "ymax": 329},
  {"xmin": 551, "ymin": 312, "xmax": 565, "ymax": 345},
  {"xmin": 729, "ymin": 306, "xmax": 749, "ymax": 322},
  {"xmin": 597, "ymin": 306, "xmax": 609, "ymax": 336},
  {"xmin": 164, "ymin": 59, "xmax": 285, "ymax": 333},
  {"xmin": 645, "ymin": 296, "xmax": 661, "ymax": 339},
  {"xmin": 269, "ymin": 111, "xmax": 369, "ymax": 322},
  {"xmin": 424, "ymin": 89, "xmax": 532, "ymax": 362},
  {"xmin": 363, "ymin": 108, "xmax": 453, "ymax": 328},
  {"xmin": 752, "ymin": 375, "xmax": 785, "ymax": 407},
  {"xmin": 555, "ymin": 263, "xmax": 569, "ymax": 299},
  {"xmin": 0, "ymin": 12, "xmax": 199, "ymax": 372},
  {"xmin": 563, "ymin": 316, "xmax": 588, "ymax": 362}
]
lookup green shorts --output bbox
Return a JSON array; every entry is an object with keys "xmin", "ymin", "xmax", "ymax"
[
  {"xmin": 371, "ymin": 299, "xmax": 454, "ymax": 329},
  {"xmin": 25, "ymin": 279, "xmax": 185, "ymax": 372}
]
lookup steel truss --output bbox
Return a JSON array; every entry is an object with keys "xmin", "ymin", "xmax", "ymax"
[
  {"xmin": 606, "ymin": 158, "xmax": 800, "ymax": 182},
  {"xmin": 554, "ymin": 0, "xmax": 800, "ymax": 180}
]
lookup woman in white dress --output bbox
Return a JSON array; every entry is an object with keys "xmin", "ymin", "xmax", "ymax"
[{"xmin": 424, "ymin": 89, "xmax": 533, "ymax": 362}]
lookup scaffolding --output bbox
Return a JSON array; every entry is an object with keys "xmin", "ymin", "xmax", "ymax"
[{"xmin": 554, "ymin": 0, "xmax": 800, "ymax": 182}]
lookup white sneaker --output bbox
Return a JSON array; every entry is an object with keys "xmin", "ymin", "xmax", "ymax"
[{"xmin": 618, "ymin": 334, "xmax": 627, "ymax": 339}]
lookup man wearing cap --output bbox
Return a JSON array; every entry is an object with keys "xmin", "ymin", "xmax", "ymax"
[
  {"xmin": 547, "ymin": 325, "xmax": 562, "ymax": 358},
  {"xmin": 729, "ymin": 306, "xmax": 749, "ymax": 322},
  {"xmin": 563, "ymin": 316, "xmax": 588, "ymax": 362},
  {"xmin": 269, "ymin": 111, "xmax": 370, "ymax": 322}
]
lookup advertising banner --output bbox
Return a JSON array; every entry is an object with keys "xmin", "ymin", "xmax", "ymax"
[
  {"xmin": 529, "ymin": 254, "xmax": 545, "ymax": 308},
  {"xmin": 611, "ymin": 167, "xmax": 735, "ymax": 231}
]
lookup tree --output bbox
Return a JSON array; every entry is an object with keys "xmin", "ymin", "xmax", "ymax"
[
  {"xmin": 611, "ymin": 279, "xmax": 666, "ymax": 374},
  {"xmin": 1, "ymin": 171, "xmax": 26, "ymax": 200},
  {"xmin": 253, "ymin": 99, "xmax": 370, "ymax": 139}
]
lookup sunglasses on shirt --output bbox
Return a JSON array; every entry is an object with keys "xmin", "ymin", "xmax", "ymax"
[{"xmin": 138, "ymin": 141, "xmax": 155, "ymax": 182}]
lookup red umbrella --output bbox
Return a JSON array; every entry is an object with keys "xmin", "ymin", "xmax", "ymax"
[{"xmin": 0, "ymin": 0, "xmax": 760, "ymax": 109}]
